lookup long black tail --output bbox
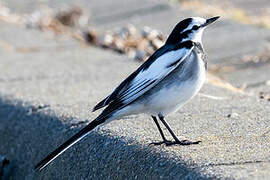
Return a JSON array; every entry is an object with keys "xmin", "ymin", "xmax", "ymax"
[{"xmin": 35, "ymin": 117, "xmax": 106, "ymax": 171}]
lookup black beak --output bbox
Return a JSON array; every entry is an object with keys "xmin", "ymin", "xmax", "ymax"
[{"xmin": 202, "ymin": 16, "xmax": 220, "ymax": 27}]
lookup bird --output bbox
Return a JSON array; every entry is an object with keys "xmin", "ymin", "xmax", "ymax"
[{"xmin": 35, "ymin": 16, "xmax": 220, "ymax": 171}]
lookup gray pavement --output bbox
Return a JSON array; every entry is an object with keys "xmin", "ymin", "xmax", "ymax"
[{"xmin": 0, "ymin": 0, "xmax": 270, "ymax": 179}]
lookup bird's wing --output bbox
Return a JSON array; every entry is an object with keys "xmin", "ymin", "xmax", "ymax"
[{"xmin": 93, "ymin": 41, "xmax": 194, "ymax": 111}]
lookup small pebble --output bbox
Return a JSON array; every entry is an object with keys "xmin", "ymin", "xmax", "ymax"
[
  {"xmin": 227, "ymin": 112, "xmax": 239, "ymax": 118},
  {"xmin": 141, "ymin": 26, "xmax": 151, "ymax": 38},
  {"xmin": 126, "ymin": 24, "xmax": 137, "ymax": 36},
  {"xmin": 147, "ymin": 29, "xmax": 159, "ymax": 40},
  {"xmin": 56, "ymin": 7, "xmax": 82, "ymax": 27},
  {"xmin": 85, "ymin": 29, "xmax": 97, "ymax": 43},
  {"xmin": 112, "ymin": 38, "xmax": 125, "ymax": 53},
  {"xmin": 98, "ymin": 34, "xmax": 114, "ymax": 47},
  {"xmin": 117, "ymin": 27, "xmax": 129, "ymax": 40},
  {"xmin": 137, "ymin": 39, "xmax": 149, "ymax": 50},
  {"xmin": 151, "ymin": 39, "xmax": 164, "ymax": 49}
]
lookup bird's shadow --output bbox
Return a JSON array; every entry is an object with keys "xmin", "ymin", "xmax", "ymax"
[{"xmin": 0, "ymin": 97, "xmax": 213, "ymax": 180}]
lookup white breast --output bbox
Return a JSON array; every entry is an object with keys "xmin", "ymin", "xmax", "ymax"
[{"xmin": 143, "ymin": 50, "xmax": 206, "ymax": 116}]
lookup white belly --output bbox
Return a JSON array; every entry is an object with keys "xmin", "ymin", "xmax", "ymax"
[
  {"xmin": 142, "ymin": 51, "xmax": 206, "ymax": 116},
  {"xmin": 149, "ymin": 71, "xmax": 205, "ymax": 115}
]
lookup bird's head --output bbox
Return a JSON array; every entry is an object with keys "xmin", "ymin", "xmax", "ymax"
[{"xmin": 166, "ymin": 16, "xmax": 220, "ymax": 45}]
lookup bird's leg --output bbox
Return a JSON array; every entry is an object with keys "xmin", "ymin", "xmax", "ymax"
[
  {"xmin": 158, "ymin": 114, "xmax": 201, "ymax": 146},
  {"xmin": 149, "ymin": 116, "xmax": 170, "ymax": 145}
]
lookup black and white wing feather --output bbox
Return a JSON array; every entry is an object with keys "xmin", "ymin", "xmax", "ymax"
[{"xmin": 93, "ymin": 41, "xmax": 194, "ymax": 113}]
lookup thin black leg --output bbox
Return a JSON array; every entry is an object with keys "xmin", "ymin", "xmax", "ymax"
[
  {"xmin": 150, "ymin": 116, "xmax": 168, "ymax": 144},
  {"xmin": 158, "ymin": 114, "xmax": 201, "ymax": 146},
  {"xmin": 158, "ymin": 114, "xmax": 180, "ymax": 142}
]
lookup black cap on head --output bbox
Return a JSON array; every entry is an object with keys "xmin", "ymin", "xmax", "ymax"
[{"xmin": 166, "ymin": 18, "xmax": 192, "ymax": 44}]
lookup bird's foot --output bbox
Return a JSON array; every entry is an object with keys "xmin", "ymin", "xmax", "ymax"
[{"xmin": 149, "ymin": 139, "xmax": 201, "ymax": 146}]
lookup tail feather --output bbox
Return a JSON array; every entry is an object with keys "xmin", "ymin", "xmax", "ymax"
[
  {"xmin": 35, "ymin": 117, "xmax": 106, "ymax": 171},
  {"xmin": 92, "ymin": 98, "xmax": 107, "ymax": 112}
]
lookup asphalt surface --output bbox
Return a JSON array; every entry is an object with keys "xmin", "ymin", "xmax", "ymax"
[{"xmin": 0, "ymin": 0, "xmax": 270, "ymax": 179}]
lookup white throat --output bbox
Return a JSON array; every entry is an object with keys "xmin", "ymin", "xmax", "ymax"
[{"xmin": 192, "ymin": 29, "xmax": 203, "ymax": 43}]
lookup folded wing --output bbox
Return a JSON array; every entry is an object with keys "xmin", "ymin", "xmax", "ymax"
[{"xmin": 93, "ymin": 41, "xmax": 194, "ymax": 112}]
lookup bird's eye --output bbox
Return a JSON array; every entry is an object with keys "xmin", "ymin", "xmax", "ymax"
[{"xmin": 193, "ymin": 25, "xmax": 199, "ymax": 30}]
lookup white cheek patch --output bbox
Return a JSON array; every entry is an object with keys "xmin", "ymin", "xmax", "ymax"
[{"xmin": 192, "ymin": 29, "xmax": 204, "ymax": 42}]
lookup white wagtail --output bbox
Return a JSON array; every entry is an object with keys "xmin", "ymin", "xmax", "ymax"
[{"xmin": 35, "ymin": 16, "xmax": 219, "ymax": 171}]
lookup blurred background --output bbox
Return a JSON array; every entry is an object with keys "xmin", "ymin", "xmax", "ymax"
[{"xmin": 0, "ymin": 0, "xmax": 269, "ymax": 179}]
